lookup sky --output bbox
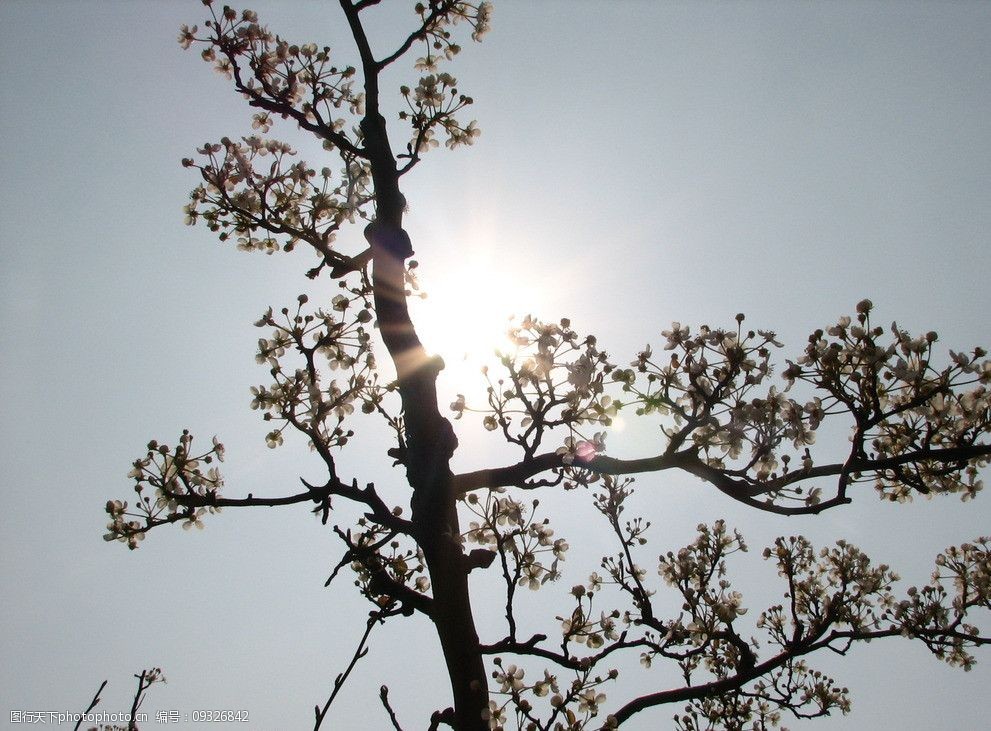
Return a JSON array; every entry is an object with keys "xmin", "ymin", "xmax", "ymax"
[{"xmin": 1, "ymin": 1, "xmax": 990, "ymax": 729}]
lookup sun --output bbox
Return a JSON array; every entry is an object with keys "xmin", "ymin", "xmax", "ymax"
[{"xmin": 411, "ymin": 245, "xmax": 546, "ymax": 394}]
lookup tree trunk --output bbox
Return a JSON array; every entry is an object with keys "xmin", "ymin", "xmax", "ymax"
[
  {"xmin": 416, "ymin": 473, "xmax": 490, "ymax": 731},
  {"xmin": 361, "ymin": 124, "xmax": 490, "ymax": 724}
]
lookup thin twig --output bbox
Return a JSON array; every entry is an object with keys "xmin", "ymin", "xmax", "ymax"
[
  {"xmin": 74, "ymin": 680, "xmax": 107, "ymax": 731},
  {"xmin": 314, "ymin": 610, "xmax": 386, "ymax": 730},
  {"xmin": 128, "ymin": 669, "xmax": 163, "ymax": 731},
  {"xmin": 379, "ymin": 685, "xmax": 404, "ymax": 730}
]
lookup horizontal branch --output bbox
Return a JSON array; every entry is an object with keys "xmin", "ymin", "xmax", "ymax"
[
  {"xmin": 612, "ymin": 616, "xmax": 991, "ymax": 725},
  {"xmin": 480, "ymin": 632, "xmax": 655, "ymax": 672},
  {"xmin": 128, "ymin": 477, "xmax": 413, "ymax": 539},
  {"xmin": 454, "ymin": 441, "xmax": 991, "ymax": 515},
  {"xmin": 610, "ymin": 626, "xmax": 893, "ymax": 725}
]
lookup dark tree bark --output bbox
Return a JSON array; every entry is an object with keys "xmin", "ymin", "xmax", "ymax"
[{"xmin": 342, "ymin": 3, "xmax": 489, "ymax": 724}]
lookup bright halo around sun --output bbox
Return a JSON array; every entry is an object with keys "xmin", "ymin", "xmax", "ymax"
[{"xmin": 411, "ymin": 247, "xmax": 547, "ymax": 395}]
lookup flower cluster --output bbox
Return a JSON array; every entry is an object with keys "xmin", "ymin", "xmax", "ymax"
[
  {"xmin": 105, "ymin": 431, "xmax": 225, "ymax": 549},
  {"xmin": 343, "ymin": 517, "xmax": 430, "ymax": 608},
  {"xmin": 249, "ymin": 285, "xmax": 395, "ymax": 454},
  {"xmin": 619, "ymin": 317, "xmax": 810, "ymax": 478},
  {"xmin": 399, "ymin": 72, "xmax": 479, "ymax": 155},
  {"xmin": 758, "ymin": 536, "xmax": 899, "ymax": 647},
  {"xmin": 658, "ymin": 521, "xmax": 751, "ymax": 644},
  {"xmin": 411, "ymin": 0, "xmax": 492, "ymax": 73},
  {"xmin": 180, "ymin": 4, "xmax": 365, "ymax": 144},
  {"xmin": 463, "ymin": 489, "xmax": 569, "ymax": 592},
  {"xmin": 891, "ymin": 537, "xmax": 991, "ymax": 669},
  {"xmin": 610, "ymin": 304, "xmax": 990, "ymax": 509},
  {"xmin": 530, "ymin": 512, "xmax": 988, "ymax": 727},
  {"xmin": 454, "ymin": 305, "xmax": 987, "ymax": 511},
  {"xmin": 783, "ymin": 300, "xmax": 990, "ymax": 502},
  {"xmin": 183, "ymin": 134, "xmax": 372, "ymax": 268},
  {"xmin": 393, "ymin": 2, "xmax": 490, "ymax": 165},
  {"xmin": 181, "ymin": 1, "xmax": 492, "ymax": 184},
  {"xmin": 485, "ymin": 656, "xmax": 617, "ymax": 731},
  {"xmin": 559, "ymin": 586, "xmax": 622, "ymax": 651},
  {"xmin": 673, "ymin": 661, "xmax": 848, "ymax": 731},
  {"xmin": 454, "ymin": 316, "xmax": 619, "ymax": 465}
]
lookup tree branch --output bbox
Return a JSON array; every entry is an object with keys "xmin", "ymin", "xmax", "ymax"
[
  {"xmin": 314, "ymin": 610, "xmax": 389, "ymax": 729},
  {"xmin": 454, "ymin": 442, "xmax": 991, "ymax": 514},
  {"xmin": 379, "ymin": 685, "xmax": 405, "ymax": 731},
  {"xmin": 74, "ymin": 680, "xmax": 107, "ymax": 731},
  {"xmin": 377, "ymin": 0, "xmax": 461, "ymax": 70}
]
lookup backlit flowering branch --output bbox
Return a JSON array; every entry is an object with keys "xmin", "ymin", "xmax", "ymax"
[
  {"xmin": 614, "ymin": 524, "xmax": 990, "ymax": 726},
  {"xmin": 463, "ymin": 489, "xmax": 569, "ymax": 638},
  {"xmin": 482, "ymin": 656, "xmax": 619, "ymax": 731},
  {"xmin": 105, "ymin": 431, "xmax": 226, "ymax": 549},
  {"xmin": 180, "ymin": 3, "xmax": 365, "ymax": 156},
  {"xmin": 183, "ymin": 135, "xmax": 373, "ymax": 278},
  {"xmin": 455, "ymin": 304, "xmax": 991, "ymax": 515},
  {"xmin": 452, "ymin": 317, "xmax": 618, "ymax": 472},
  {"xmin": 385, "ymin": 0, "xmax": 490, "ymax": 158},
  {"xmin": 475, "ymin": 494, "xmax": 991, "ymax": 728},
  {"xmin": 398, "ymin": 72, "xmax": 479, "ymax": 169},
  {"xmin": 386, "ymin": 1, "xmax": 492, "ymax": 72},
  {"xmin": 781, "ymin": 299, "xmax": 990, "ymax": 503},
  {"xmin": 247, "ymin": 284, "xmax": 393, "ymax": 466},
  {"xmin": 328, "ymin": 519, "xmax": 433, "ymax": 617}
]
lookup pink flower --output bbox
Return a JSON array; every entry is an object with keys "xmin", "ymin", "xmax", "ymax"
[{"xmin": 574, "ymin": 440, "xmax": 597, "ymax": 462}]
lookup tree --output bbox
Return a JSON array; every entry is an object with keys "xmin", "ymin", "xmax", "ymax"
[{"xmin": 99, "ymin": 2, "xmax": 991, "ymax": 729}]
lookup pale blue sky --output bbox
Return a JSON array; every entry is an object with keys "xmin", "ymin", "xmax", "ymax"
[{"xmin": 2, "ymin": 1, "xmax": 990, "ymax": 729}]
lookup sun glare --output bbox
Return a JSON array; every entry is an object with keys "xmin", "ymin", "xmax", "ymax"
[{"xmin": 412, "ymin": 248, "xmax": 545, "ymax": 395}]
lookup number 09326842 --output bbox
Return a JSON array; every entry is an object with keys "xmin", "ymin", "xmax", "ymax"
[{"xmin": 191, "ymin": 710, "xmax": 249, "ymax": 722}]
